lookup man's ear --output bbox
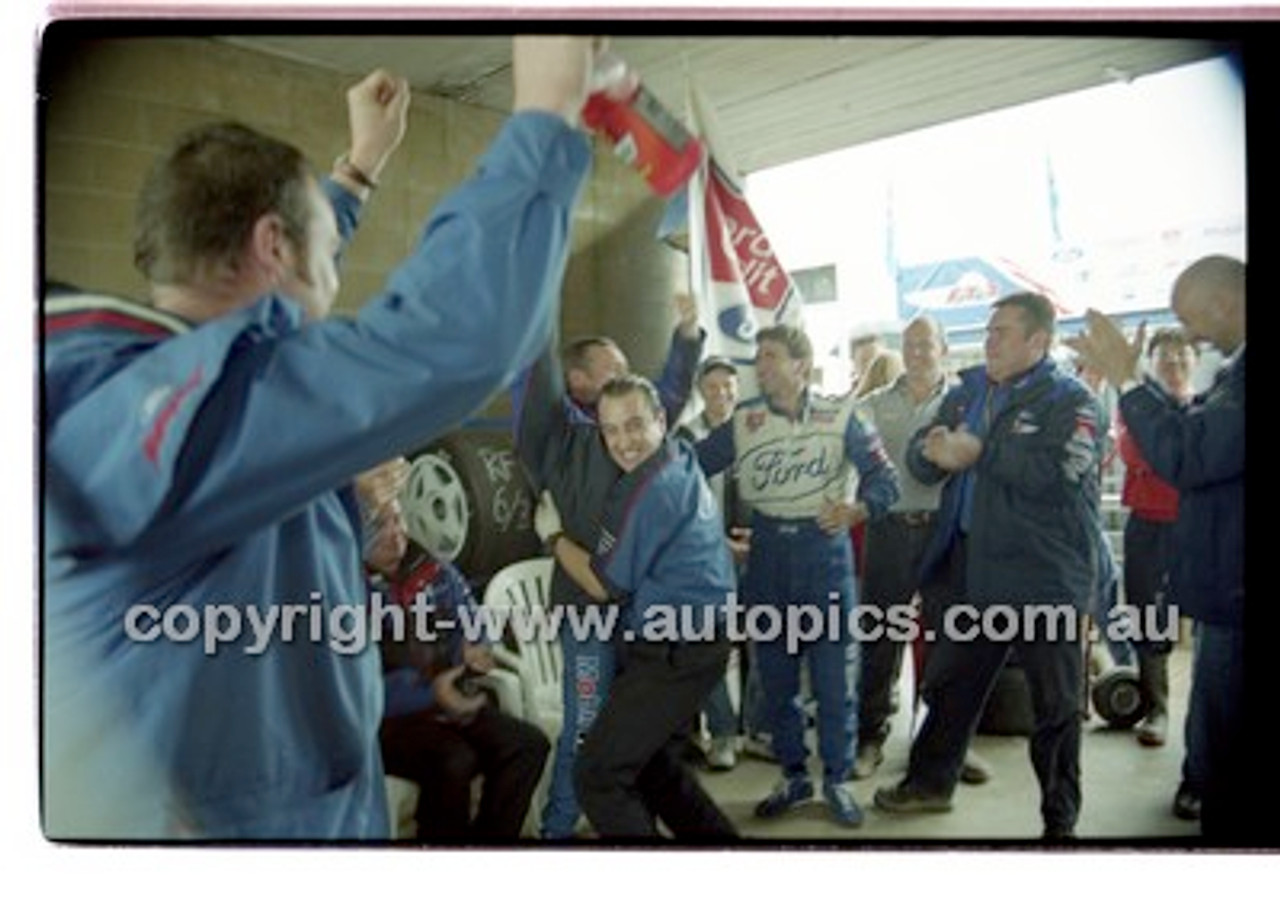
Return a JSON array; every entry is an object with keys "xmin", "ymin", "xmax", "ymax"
[
  {"xmin": 1208, "ymin": 286, "xmax": 1242, "ymax": 332},
  {"xmin": 248, "ymin": 212, "xmax": 290, "ymax": 280}
]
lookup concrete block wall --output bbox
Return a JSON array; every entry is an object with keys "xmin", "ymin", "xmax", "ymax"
[{"xmin": 41, "ymin": 35, "xmax": 688, "ymax": 416}]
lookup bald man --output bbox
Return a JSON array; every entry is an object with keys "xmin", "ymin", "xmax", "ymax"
[{"xmin": 1067, "ymin": 255, "xmax": 1247, "ymax": 843}]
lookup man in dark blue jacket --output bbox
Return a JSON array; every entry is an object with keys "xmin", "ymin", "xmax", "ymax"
[
  {"xmin": 1067, "ymin": 255, "xmax": 1248, "ymax": 843},
  {"xmin": 874, "ymin": 293, "xmax": 1103, "ymax": 842},
  {"xmin": 534, "ymin": 374, "xmax": 737, "ymax": 839},
  {"xmin": 511, "ymin": 296, "xmax": 703, "ymax": 838}
]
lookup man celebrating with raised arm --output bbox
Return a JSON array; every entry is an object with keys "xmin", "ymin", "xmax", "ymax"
[
  {"xmin": 511, "ymin": 291, "xmax": 704, "ymax": 839},
  {"xmin": 43, "ymin": 37, "xmax": 599, "ymax": 840},
  {"xmin": 534, "ymin": 375, "xmax": 739, "ymax": 840}
]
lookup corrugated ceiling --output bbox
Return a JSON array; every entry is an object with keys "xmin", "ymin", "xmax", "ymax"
[{"xmin": 220, "ymin": 33, "xmax": 1234, "ymax": 175}]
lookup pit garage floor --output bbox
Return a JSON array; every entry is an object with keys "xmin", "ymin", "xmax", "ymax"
[{"xmin": 693, "ymin": 642, "xmax": 1200, "ymax": 847}]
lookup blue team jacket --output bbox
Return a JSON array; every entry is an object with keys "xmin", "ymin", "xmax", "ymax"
[
  {"xmin": 511, "ymin": 327, "xmax": 703, "ymax": 611},
  {"xmin": 42, "ymin": 112, "xmax": 590, "ymax": 840},
  {"xmin": 378, "ymin": 556, "xmax": 482, "ymax": 719},
  {"xmin": 1118, "ymin": 350, "xmax": 1245, "ymax": 627},
  {"xmin": 909, "ymin": 359, "xmax": 1104, "ymax": 609},
  {"xmin": 590, "ymin": 436, "xmax": 738, "ymax": 635}
]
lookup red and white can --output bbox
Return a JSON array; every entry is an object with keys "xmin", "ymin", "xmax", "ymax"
[{"xmin": 581, "ymin": 53, "xmax": 704, "ymax": 197}]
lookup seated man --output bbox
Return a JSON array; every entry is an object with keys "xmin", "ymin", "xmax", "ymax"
[
  {"xmin": 536, "ymin": 375, "xmax": 738, "ymax": 840},
  {"xmin": 361, "ymin": 468, "xmax": 549, "ymax": 842}
]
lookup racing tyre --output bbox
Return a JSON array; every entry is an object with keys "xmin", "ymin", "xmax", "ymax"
[
  {"xmin": 400, "ymin": 430, "xmax": 541, "ymax": 580},
  {"xmin": 1091, "ymin": 666, "xmax": 1149, "ymax": 729},
  {"xmin": 976, "ymin": 663, "xmax": 1035, "ymax": 737}
]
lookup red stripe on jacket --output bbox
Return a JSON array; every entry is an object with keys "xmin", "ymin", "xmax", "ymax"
[{"xmin": 45, "ymin": 308, "xmax": 176, "ymax": 338}]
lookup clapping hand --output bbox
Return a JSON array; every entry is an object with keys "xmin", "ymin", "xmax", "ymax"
[
  {"xmin": 1064, "ymin": 310, "xmax": 1146, "ymax": 390},
  {"xmin": 922, "ymin": 425, "xmax": 983, "ymax": 472}
]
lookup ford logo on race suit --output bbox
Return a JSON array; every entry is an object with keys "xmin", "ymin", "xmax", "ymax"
[{"xmin": 718, "ymin": 304, "xmax": 758, "ymax": 344}]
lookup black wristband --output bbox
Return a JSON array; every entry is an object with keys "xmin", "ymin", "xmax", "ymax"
[{"xmin": 334, "ymin": 153, "xmax": 378, "ymax": 190}]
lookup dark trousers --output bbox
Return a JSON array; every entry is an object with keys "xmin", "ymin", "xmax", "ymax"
[
  {"xmin": 576, "ymin": 638, "xmax": 738, "ymax": 840},
  {"xmin": 379, "ymin": 704, "xmax": 550, "ymax": 841},
  {"xmin": 859, "ymin": 513, "xmax": 944, "ymax": 746},
  {"xmin": 910, "ymin": 629, "xmax": 1083, "ymax": 829},
  {"xmin": 1123, "ymin": 514, "xmax": 1177, "ymax": 654},
  {"xmin": 1190, "ymin": 622, "xmax": 1249, "ymax": 843},
  {"xmin": 907, "ymin": 539, "xmax": 1083, "ymax": 832}
]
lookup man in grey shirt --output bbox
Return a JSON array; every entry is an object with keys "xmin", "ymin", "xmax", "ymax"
[{"xmin": 852, "ymin": 315, "xmax": 989, "ymax": 785}]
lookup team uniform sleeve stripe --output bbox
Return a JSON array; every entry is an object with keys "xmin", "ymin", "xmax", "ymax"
[
  {"xmin": 43, "ymin": 301, "xmax": 189, "ymax": 337},
  {"xmin": 44, "ymin": 294, "xmax": 191, "ymax": 337},
  {"xmin": 44, "ymin": 309, "xmax": 177, "ymax": 339}
]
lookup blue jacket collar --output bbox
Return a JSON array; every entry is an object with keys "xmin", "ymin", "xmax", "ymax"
[{"xmin": 958, "ymin": 356, "xmax": 1057, "ymax": 394}]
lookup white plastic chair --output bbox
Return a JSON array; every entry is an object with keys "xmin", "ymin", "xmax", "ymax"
[
  {"xmin": 385, "ymin": 774, "xmax": 421, "ymax": 839},
  {"xmin": 480, "ymin": 556, "xmax": 563, "ymax": 835},
  {"xmin": 481, "ymin": 557, "xmax": 563, "ymax": 736}
]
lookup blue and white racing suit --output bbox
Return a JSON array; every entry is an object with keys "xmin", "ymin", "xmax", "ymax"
[{"xmin": 697, "ymin": 390, "xmax": 899, "ymax": 784}]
